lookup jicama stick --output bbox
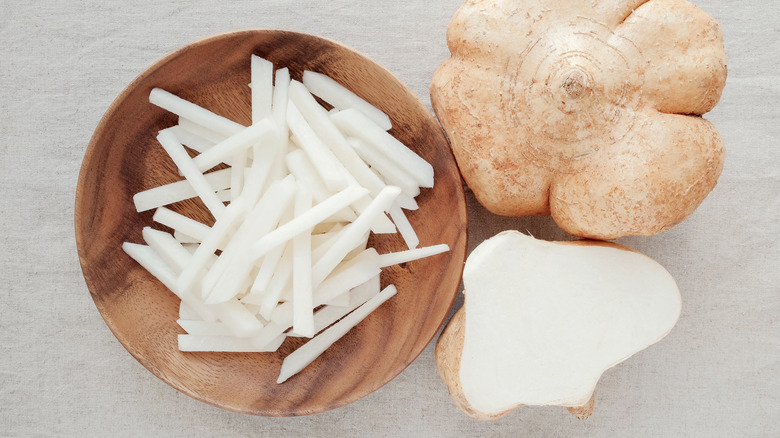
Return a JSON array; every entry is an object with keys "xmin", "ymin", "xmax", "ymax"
[
  {"xmin": 388, "ymin": 204, "xmax": 419, "ymax": 250},
  {"xmin": 271, "ymin": 67, "xmax": 290, "ymax": 137},
  {"xmin": 251, "ymin": 241, "xmax": 294, "ymax": 320},
  {"xmin": 288, "ymin": 80, "xmax": 387, "ymax": 197},
  {"xmin": 177, "ymin": 197, "xmax": 247, "ymax": 295},
  {"xmin": 122, "ymin": 242, "xmax": 217, "ymax": 323},
  {"xmin": 177, "ymin": 117, "xmax": 229, "ymax": 144},
  {"xmin": 201, "ymin": 176, "xmax": 295, "ymax": 291},
  {"xmin": 347, "ymin": 137, "xmax": 421, "ymax": 198},
  {"xmin": 157, "ymin": 129, "xmax": 227, "ymax": 220},
  {"xmin": 174, "ymin": 230, "xmax": 201, "ymax": 244},
  {"xmin": 251, "ymin": 55, "xmax": 274, "ymax": 123},
  {"xmin": 285, "ymin": 149, "xmax": 356, "ymax": 223},
  {"xmin": 376, "ymin": 244, "xmax": 450, "ymax": 268},
  {"xmin": 292, "ymin": 185, "xmax": 315, "ymax": 338},
  {"xmin": 192, "ymin": 119, "xmax": 276, "ymax": 172},
  {"xmin": 248, "ymin": 209, "xmax": 293, "ymax": 297},
  {"xmin": 179, "ymin": 301, "xmax": 201, "ymax": 320},
  {"xmin": 141, "ymin": 227, "xmax": 191, "ymax": 274},
  {"xmin": 277, "ymin": 285, "xmax": 397, "ymax": 383},
  {"xmin": 395, "ymin": 193, "xmax": 418, "ymax": 211},
  {"xmin": 203, "ymin": 176, "xmax": 297, "ymax": 304},
  {"xmin": 149, "ymin": 88, "xmax": 245, "ymax": 137},
  {"xmin": 287, "ymin": 274, "xmax": 380, "ymax": 337},
  {"xmin": 177, "ymin": 320, "xmax": 234, "ymax": 337},
  {"xmin": 332, "ymin": 108, "xmax": 433, "ymax": 188},
  {"xmin": 312, "ymin": 248, "xmax": 381, "ymax": 306},
  {"xmin": 301, "ymin": 70, "xmax": 392, "ymax": 130},
  {"xmin": 153, "ymin": 207, "xmax": 211, "ymax": 243},
  {"xmin": 178, "ymin": 333, "xmax": 285, "ymax": 352},
  {"xmin": 250, "ymin": 185, "xmax": 369, "ymax": 260},
  {"xmin": 210, "ymin": 298, "xmax": 264, "ymax": 338},
  {"xmin": 133, "ymin": 168, "xmax": 231, "ymax": 212},
  {"xmin": 288, "ymin": 80, "xmax": 398, "ymax": 234},
  {"xmin": 286, "ymin": 101, "xmax": 350, "ymax": 192},
  {"xmin": 169, "ymin": 124, "xmax": 217, "ymax": 154},
  {"xmin": 229, "ymin": 150, "xmax": 246, "ymax": 201},
  {"xmin": 311, "ymin": 185, "xmax": 401, "ymax": 287},
  {"xmin": 240, "ymin": 134, "xmax": 285, "ymax": 206}
]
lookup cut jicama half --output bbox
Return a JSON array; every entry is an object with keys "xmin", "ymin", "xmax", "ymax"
[{"xmin": 436, "ymin": 231, "xmax": 681, "ymax": 419}]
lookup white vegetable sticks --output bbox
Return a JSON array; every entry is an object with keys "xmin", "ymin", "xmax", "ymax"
[
  {"xmin": 203, "ymin": 176, "xmax": 297, "ymax": 304},
  {"xmin": 287, "ymin": 101, "xmax": 351, "ymax": 192},
  {"xmin": 169, "ymin": 124, "xmax": 218, "ymax": 154},
  {"xmin": 301, "ymin": 70, "xmax": 392, "ymax": 130},
  {"xmin": 288, "ymin": 80, "xmax": 396, "ymax": 234},
  {"xmin": 332, "ymin": 109, "xmax": 434, "ymax": 188},
  {"xmin": 192, "ymin": 119, "xmax": 276, "ymax": 172},
  {"xmin": 122, "ymin": 242, "xmax": 218, "ymax": 323},
  {"xmin": 123, "ymin": 55, "xmax": 451, "ymax": 383},
  {"xmin": 156, "ymin": 129, "xmax": 227, "ymax": 220},
  {"xmin": 177, "ymin": 197, "xmax": 247, "ymax": 295},
  {"xmin": 271, "ymin": 67, "xmax": 291, "ymax": 134},
  {"xmin": 277, "ymin": 285, "xmax": 398, "ymax": 383},
  {"xmin": 179, "ymin": 334, "xmax": 285, "ymax": 353},
  {"xmin": 153, "ymin": 207, "xmax": 211, "ymax": 243},
  {"xmin": 177, "ymin": 117, "xmax": 228, "ymax": 144},
  {"xmin": 376, "ymin": 244, "xmax": 450, "ymax": 268},
  {"xmin": 292, "ymin": 185, "xmax": 315, "ymax": 338},
  {"xmin": 388, "ymin": 204, "xmax": 419, "ymax": 249},
  {"xmin": 133, "ymin": 168, "xmax": 232, "ymax": 213},
  {"xmin": 141, "ymin": 227, "xmax": 191, "ymax": 273},
  {"xmin": 250, "ymin": 185, "xmax": 369, "ymax": 260},
  {"xmin": 287, "ymin": 80, "xmax": 386, "ymax": 197},
  {"xmin": 149, "ymin": 88, "xmax": 244, "ymax": 137},
  {"xmin": 251, "ymin": 55, "xmax": 274, "ymax": 123},
  {"xmin": 311, "ymin": 185, "xmax": 401, "ymax": 288},
  {"xmin": 347, "ymin": 137, "xmax": 421, "ymax": 198},
  {"xmin": 286, "ymin": 275, "xmax": 380, "ymax": 338}
]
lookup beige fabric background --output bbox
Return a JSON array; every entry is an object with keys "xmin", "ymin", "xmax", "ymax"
[{"xmin": 1, "ymin": 1, "xmax": 777, "ymax": 436}]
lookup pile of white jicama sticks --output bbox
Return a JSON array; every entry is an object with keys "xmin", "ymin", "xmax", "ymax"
[{"xmin": 122, "ymin": 55, "xmax": 449, "ymax": 383}]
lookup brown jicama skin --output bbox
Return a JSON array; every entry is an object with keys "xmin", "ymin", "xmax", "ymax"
[{"xmin": 431, "ymin": 0, "xmax": 727, "ymax": 240}]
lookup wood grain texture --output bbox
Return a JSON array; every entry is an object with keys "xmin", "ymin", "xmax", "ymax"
[{"xmin": 75, "ymin": 30, "xmax": 467, "ymax": 416}]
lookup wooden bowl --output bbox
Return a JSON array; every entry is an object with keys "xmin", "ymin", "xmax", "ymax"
[{"xmin": 75, "ymin": 30, "xmax": 467, "ymax": 416}]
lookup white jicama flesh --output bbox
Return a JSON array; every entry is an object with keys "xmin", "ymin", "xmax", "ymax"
[
  {"xmin": 301, "ymin": 70, "xmax": 392, "ymax": 130},
  {"xmin": 457, "ymin": 231, "xmax": 681, "ymax": 416},
  {"xmin": 122, "ymin": 54, "xmax": 450, "ymax": 384},
  {"xmin": 277, "ymin": 284, "xmax": 398, "ymax": 384},
  {"xmin": 133, "ymin": 168, "xmax": 232, "ymax": 213}
]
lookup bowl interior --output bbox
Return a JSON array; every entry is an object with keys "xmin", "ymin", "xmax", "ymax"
[{"xmin": 75, "ymin": 30, "xmax": 467, "ymax": 416}]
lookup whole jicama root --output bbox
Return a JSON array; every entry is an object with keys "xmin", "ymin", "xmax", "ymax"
[{"xmin": 431, "ymin": 0, "xmax": 727, "ymax": 240}]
